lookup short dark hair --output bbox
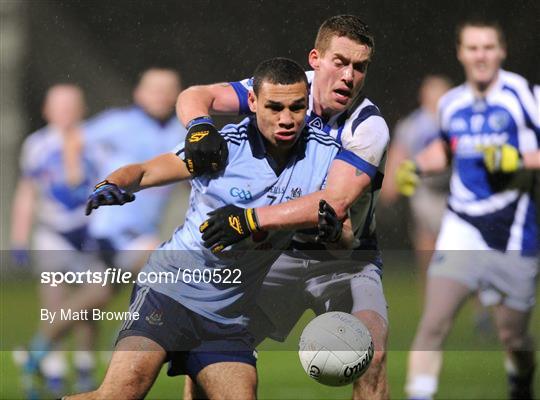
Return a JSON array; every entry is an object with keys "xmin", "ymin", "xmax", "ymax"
[
  {"xmin": 315, "ymin": 15, "xmax": 375, "ymax": 57},
  {"xmin": 252, "ymin": 57, "xmax": 308, "ymax": 96},
  {"xmin": 455, "ymin": 19, "xmax": 506, "ymax": 49}
]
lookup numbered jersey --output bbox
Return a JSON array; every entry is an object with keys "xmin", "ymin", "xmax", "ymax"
[
  {"xmin": 142, "ymin": 117, "xmax": 340, "ymax": 324},
  {"xmin": 20, "ymin": 126, "xmax": 97, "ymax": 232},
  {"xmin": 84, "ymin": 106, "xmax": 186, "ymax": 248},
  {"xmin": 439, "ymin": 70, "xmax": 540, "ymax": 254},
  {"xmin": 230, "ymin": 71, "xmax": 389, "ymax": 256}
]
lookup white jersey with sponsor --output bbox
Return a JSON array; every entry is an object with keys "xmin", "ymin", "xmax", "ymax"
[
  {"xmin": 20, "ymin": 126, "xmax": 97, "ymax": 233},
  {"xmin": 438, "ymin": 70, "xmax": 539, "ymax": 255},
  {"xmin": 230, "ymin": 71, "xmax": 390, "ymax": 259}
]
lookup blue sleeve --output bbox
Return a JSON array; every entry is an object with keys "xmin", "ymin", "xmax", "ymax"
[
  {"xmin": 230, "ymin": 79, "xmax": 254, "ymax": 115},
  {"xmin": 334, "ymin": 149, "xmax": 377, "ymax": 179}
]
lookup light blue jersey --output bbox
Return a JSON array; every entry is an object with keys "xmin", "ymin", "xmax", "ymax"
[
  {"xmin": 20, "ymin": 126, "xmax": 98, "ymax": 233},
  {"xmin": 141, "ymin": 117, "xmax": 340, "ymax": 324},
  {"xmin": 439, "ymin": 70, "xmax": 539, "ymax": 255},
  {"xmin": 84, "ymin": 106, "xmax": 186, "ymax": 249},
  {"xmin": 230, "ymin": 72, "xmax": 389, "ymax": 255}
]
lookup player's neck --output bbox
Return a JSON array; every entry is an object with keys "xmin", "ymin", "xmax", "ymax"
[
  {"xmin": 469, "ymin": 71, "xmax": 500, "ymax": 98},
  {"xmin": 266, "ymin": 145, "xmax": 293, "ymax": 174}
]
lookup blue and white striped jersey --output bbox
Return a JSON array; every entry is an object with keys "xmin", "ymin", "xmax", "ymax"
[
  {"xmin": 142, "ymin": 117, "xmax": 340, "ymax": 324},
  {"xmin": 230, "ymin": 71, "xmax": 390, "ymax": 253},
  {"xmin": 84, "ymin": 106, "xmax": 186, "ymax": 249},
  {"xmin": 20, "ymin": 126, "xmax": 98, "ymax": 232},
  {"xmin": 439, "ymin": 70, "xmax": 539, "ymax": 254}
]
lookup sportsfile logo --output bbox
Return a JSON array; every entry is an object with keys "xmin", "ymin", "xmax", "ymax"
[
  {"xmin": 188, "ymin": 130, "xmax": 209, "ymax": 143},
  {"xmin": 228, "ymin": 215, "xmax": 244, "ymax": 235}
]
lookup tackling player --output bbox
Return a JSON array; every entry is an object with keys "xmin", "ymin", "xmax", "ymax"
[
  {"xmin": 66, "ymin": 57, "xmax": 341, "ymax": 400},
  {"xmin": 398, "ymin": 20, "xmax": 540, "ymax": 400},
  {"xmin": 177, "ymin": 15, "xmax": 390, "ymax": 399}
]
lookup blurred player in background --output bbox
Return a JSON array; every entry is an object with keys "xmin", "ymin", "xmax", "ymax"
[
  {"xmin": 381, "ymin": 75, "xmax": 451, "ymax": 274},
  {"xmin": 10, "ymin": 84, "xmax": 99, "ymax": 395},
  {"xmin": 85, "ymin": 67, "xmax": 186, "ymax": 268},
  {"xmin": 178, "ymin": 15, "xmax": 390, "ymax": 399},
  {"xmin": 67, "ymin": 57, "xmax": 341, "ymax": 400},
  {"xmin": 15, "ymin": 68, "xmax": 186, "ymax": 397},
  {"xmin": 399, "ymin": 20, "xmax": 540, "ymax": 400}
]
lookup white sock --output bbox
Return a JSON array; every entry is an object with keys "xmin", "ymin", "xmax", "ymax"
[
  {"xmin": 40, "ymin": 351, "xmax": 67, "ymax": 378},
  {"xmin": 405, "ymin": 374, "xmax": 438, "ymax": 399},
  {"xmin": 73, "ymin": 351, "xmax": 96, "ymax": 371}
]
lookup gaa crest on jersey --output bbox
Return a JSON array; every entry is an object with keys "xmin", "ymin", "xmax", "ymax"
[{"xmin": 488, "ymin": 110, "xmax": 510, "ymax": 131}]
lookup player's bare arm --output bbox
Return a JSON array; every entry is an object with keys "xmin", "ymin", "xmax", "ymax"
[
  {"xmin": 85, "ymin": 153, "xmax": 190, "ymax": 215},
  {"xmin": 176, "ymin": 82, "xmax": 240, "ymax": 125},
  {"xmin": 414, "ymin": 139, "xmax": 450, "ymax": 174},
  {"xmin": 177, "ymin": 83, "xmax": 238, "ymax": 176},
  {"xmin": 107, "ymin": 153, "xmax": 190, "ymax": 192},
  {"xmin": 10, "ymin": 177, "xmax": 37, "ymax": 248},
  {"xmin": 257, "ymin": 159, "xmax": 371, "ymax": 230},
  {"xmin": 522, "ymin": 150, "xmax": 540, "ymax": 169}
]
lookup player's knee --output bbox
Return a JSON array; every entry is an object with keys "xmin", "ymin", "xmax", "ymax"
[
  {"xmin": 498, "ymin": 328, "xmax": 529, "ymax": 351},
  {"xmin": 371, "ymin": 348, "xmax": 386, "ymax": 369}
]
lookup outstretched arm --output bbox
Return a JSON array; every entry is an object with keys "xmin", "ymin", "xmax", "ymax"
[
  {"xmin": 86, "ymin": 153, "xmax": 190, "ymax": 215},
  {"xmin": 106, "ymin": 153, "xmax": 190, "ymax": 192}
]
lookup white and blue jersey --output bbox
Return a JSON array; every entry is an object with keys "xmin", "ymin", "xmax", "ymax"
[
  {"xmin": 230, "ymin": 72, "xmax": 389, "ymax": 256},
  {"xmin": 84, "ymin": 106, "xmax": 186, "ymax": 249},
  {"xmin": 439, "ymin": 70, "xmax": 539, "ymax": 255},
  {"xmin": 20, "ymin": 126, "xmax": 97, "ymax": 236},
  {"xmin": 141, "ymin": 117, "xmax": 340, "ymax": 325}
]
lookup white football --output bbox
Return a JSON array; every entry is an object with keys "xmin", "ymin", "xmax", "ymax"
[{"xmin": 298, "ymin": 311, "xmax": 374, "ymax": 386}]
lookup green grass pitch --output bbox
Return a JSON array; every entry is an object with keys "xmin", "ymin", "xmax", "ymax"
[{"xmin": 1, "ymin": 257, "xmax": 538, "ymax": 399}]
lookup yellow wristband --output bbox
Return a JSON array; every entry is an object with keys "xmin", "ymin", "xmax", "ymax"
[{"xmin": 245, "ymin": 208, "xmax": 260, "ymax": 232}]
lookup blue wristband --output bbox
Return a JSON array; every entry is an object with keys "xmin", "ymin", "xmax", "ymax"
[{"xmin": 187, "ymin": 116, "xmax": 214, "ymax": 129}]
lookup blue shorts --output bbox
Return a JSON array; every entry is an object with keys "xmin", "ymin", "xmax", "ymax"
[{"xmin": 117, "ymin": 284, "xmax": 257, "ymax": 379}]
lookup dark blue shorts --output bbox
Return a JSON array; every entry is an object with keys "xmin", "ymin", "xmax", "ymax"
[{"xmin": 117, "ymin": 284, "xmax": 257, "ymax": 379}]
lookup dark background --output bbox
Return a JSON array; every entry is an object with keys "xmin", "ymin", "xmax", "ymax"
[
  {"xmin": 23, "ymin": 0, "xmax": 540, "ymax": 131},
  {"xmin": 13, "ymin": 0, "xmax": 540, "ymax": 247}
]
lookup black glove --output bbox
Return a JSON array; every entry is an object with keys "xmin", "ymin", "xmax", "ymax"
[
  {"xmin": 184, "ymin": 117, "xmax": 229, "ymax": 176},
  {"xmin": 199, "ymin": 204, "xmax": 261, "ymax": 253},
  {"xmin": 85, "ymin": 180, "xmax": 135, "ymax": 215},
  {"xmin": 315, "ymin": 200, "xmax": 343, "ymax": 243}
]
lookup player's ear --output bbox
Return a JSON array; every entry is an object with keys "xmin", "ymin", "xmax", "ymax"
[
  {"xmin": 308, "ymin": 49, "xmax": 320, "ymax": 70},
  {"xmin": 248, "ymin": 90, "xmax": 257, "ymax": 113}
]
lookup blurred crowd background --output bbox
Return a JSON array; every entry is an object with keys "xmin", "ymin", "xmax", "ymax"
[{"xmin": 1, "ymin": 0, "xmax": 539, "ymax": 251}]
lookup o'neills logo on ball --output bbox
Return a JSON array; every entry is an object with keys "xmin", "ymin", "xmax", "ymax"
[
  {"xmin": 343, "ymin": 342, "xmax": 374, "ymax": 379},
  {"xmin": 309, "ymin": 365, "xmax": 321, "ymax": 379}
]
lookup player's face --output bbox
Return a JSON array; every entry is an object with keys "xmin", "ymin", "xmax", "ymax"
[
  {"xmin": 134, "ymin": 70, "xmax": 181, "ymax": 120},
  {"xmin": 43, "ymin": 86, "xmax": 85, "ymax": 131},
  {"xmin": 309, "ymin": 36, "xmax": 371, "ymax": 117},
  {"xmin": 457, "ymin": 26, "xmax": 506, "ymax": 91},
  {"xmin": 248, "ymin": 81, "xmax": 308, "ymax": 150}
]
